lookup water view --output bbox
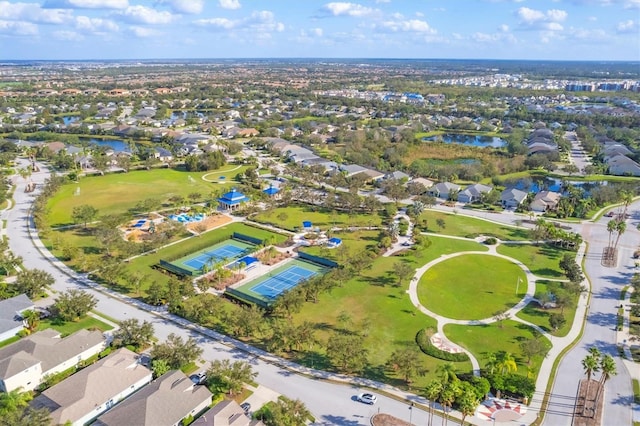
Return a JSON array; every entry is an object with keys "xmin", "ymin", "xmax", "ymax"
[
  {"xmin": 87, "ymin": 138, "xmax": 130, "ymax": 152},
  {"xmin": 423, "ymin": 133, "xmax": 507, "ymax": 148},
  {"xmin": 62, "ymin": 116, "xmax": 80, "ymax": 125}
]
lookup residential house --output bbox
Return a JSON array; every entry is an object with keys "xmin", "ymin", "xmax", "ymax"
[
  {"xmin": 0, "ymin": 294, "xmax": 33, "ymax": 343},
  {"xmin": 94, "ymin": 370, "xmax": 212, "ymax": 426},
  {"xmin": 0, "ymin": 328, "xmax": 105, "ymax": 392},
  {"xmin": 192, "ymin": 400, "xmax": 265, "ymax": 426},
  {"xmin": 457, "ymin": 184, "xmax": 493, "ymax": 203},
  {"xmin": 530, "ymin": 191, "xmax": 562, "ymax": 212},
  {"xmin": 525, "ymin": 127, "xmax": 557, "ymax": 155},
  {"xmin": 385, "ymin": 171, "xmax": 411, "ymax": 182},
  {"xmin": 500, "ymin": 188, "xmax": 528, "ymax": 209},
  {"xmin": 410, "ymin": 177, "xmax": 434, "ymax": 192},
  {"xmin": 428, "ymin": 182, "xmax": 461, "ymax": 200},
  {"xmin": 153, "ymin": 147, "xmax": 173, "ymax": 163},
  {"xmin": 31, "ymin": 348, "xmax": 152, "ymax": 426},
  {"xmin": 606, "ymin": 154, "xmax": 640, "ymax": 176}
]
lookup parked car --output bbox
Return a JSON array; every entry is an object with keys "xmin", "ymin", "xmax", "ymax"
[
  {"xmin": 356, "ymin": 393, "xmax": 377, "ymax": 405},
  {"xmin": 240, "ymin": 402, "xmax": 251, "ymax": 414},
  {"xmin": 190, "ymin": 372, "xmax": 207, "ymax": 385}
]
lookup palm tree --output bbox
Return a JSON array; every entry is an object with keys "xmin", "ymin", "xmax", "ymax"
[
  {"xmin": 436, "ymin": 362, "xmax": 458, "ymax": 384},
  {"xmin": 495, "ymin": 351, "xmax": 518, "ymax": 375},
  {"xmin": 599, "ymin": 354, "xmax": 617, "ymax": 386},
  {"xmin": 606, "ymin": 220, "xmax": 617, "ymax": 249},
  {"xmin": 613, "ymin": 220, "xmax": 627, "ymax": 251},
  {"xmin": 620, "ymin": 190, "xmax": 633, "ymax": 217},
  {"xmin": 387, "ymin": 221, "xmax": 400, "ymax": 240},
  {"xmin": 581, "ymin": 353, "xmax": 600, "ymax": 397},
  {"xmin": 458, "ymin": 389, "xmax": 480, "ymax": 426},
  {"xmin": 485, "ymin": 352, "xmax": 498, "ymax": 375},
  {"xmin": 439, "ymin": 381, "xmax": 459, "ymax": 426},
  {"xmin": 21, "ymin": 309, "xmax": 40, "ymax": 333},
  {"xmin": 424, "ymin": 379, "xmax": 442, "ymax": 426}
]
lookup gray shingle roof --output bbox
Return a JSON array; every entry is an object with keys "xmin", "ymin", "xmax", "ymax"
[
  {"xmin": 0, "ymin": 294, "xmax": 33, "ymax": 335},
  {"xmin": 94, "ymin": 370, "xmax": 212, "ymax": 426},
  {"xmin": 32, "ymin": 347, "xmax": 152, "ymax": 425}
]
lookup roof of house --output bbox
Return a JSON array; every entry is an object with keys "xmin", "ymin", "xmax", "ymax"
[
  {"xmin": 191, "ymin": 400, "xmax": 265, "ymax": 426},
  {"xmin": 501, "ymin": 188, "xmax": 528, "ymax": 203},
  {"xmin": 0, "ymin": 329, "xmax": 104, "ymax": 378},
  {"xmin": 410, "ymin": 177, "xmax": 434, "ymax": 189},
  {"xmin": 94, "ymin": 370, "xmax": 212, "ymax": 426},
  {"xmin": 432, "ymin": 182, "xmax": 461, "ymax": 193},
  {"xmin": 0, "ymin": 294, "xmax": 33, "ymax": 334},
  {"xmin": 339, "ymin": 164, "xmax": 367, "ymax": 175},
  {"xmin": 532, "ymin": 191, "xmax": 561, "ymax": 205},
  {"xmin": 387, "ymin": 171, "xmax": 410, "ymax": 180},
  {"xmin": 32, "ymin": 347, "xmax": 152, "ymax": 426}
]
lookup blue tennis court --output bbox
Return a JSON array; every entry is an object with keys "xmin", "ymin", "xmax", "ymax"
[
  {"xmin": 183, "ymin": 244, "xmax": 246, "ymax": 269},
  {"xmin": 251, "ymin": 265, "xmax": 317, "ymax": 299}
]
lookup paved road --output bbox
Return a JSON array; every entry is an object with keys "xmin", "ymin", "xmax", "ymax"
[
  {"xmin": 4, "ymin": 159, "xmax": 463, "ymax": 426},
  {"xmin": 542, "ymin": 211, "xmax": 637, "ymax": 426},
  {"xmin": 565, "ymin": 130, "xmax": 591, "ymax": 175}
]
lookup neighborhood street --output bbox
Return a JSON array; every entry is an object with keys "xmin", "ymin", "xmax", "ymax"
[{"xmin": 3, "ymin": 157, "xmax": 637, "ymax": 425}]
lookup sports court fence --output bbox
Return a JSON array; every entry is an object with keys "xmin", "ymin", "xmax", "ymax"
[
  {"xmin": 225, "ymin": 287, "xmax": 270, "ymax": 308},
  {"xmin": 297, "ymin": 252, "xmax": 338, "ymax": 268},
  {"xmin": 232, "ymin": 232, "xmax": 264, "ymax": 246},
  {"xmin": 161, "ymin": 233, "xmax": 232, "ymax": 262},
  {"xmin": 158, "ymin": 259, "xmax": 194, "ymax": 277}
]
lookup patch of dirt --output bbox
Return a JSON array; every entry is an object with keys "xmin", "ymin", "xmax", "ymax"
[
  {"xmin": 256, "ymin": 250, "xmax": 292, "ymax": 266},
  {"xmin": 202, "ymin": 273, "xmax": 246, "ymax": 291},
  {"xmin": 371, "ymin": 413, "xmax": 411, "ymax": 426},
  {"xmin": 572, "ymin": 379, "xmax": 603, "ymax": 426},
  {"xmin": 186, "ymin": 214, "xmax": 232, "ymax": 233}
]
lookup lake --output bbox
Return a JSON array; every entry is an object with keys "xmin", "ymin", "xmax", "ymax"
[{"xmin": 422, "ymin": 133, "xmax": 507, "ymax": 148}]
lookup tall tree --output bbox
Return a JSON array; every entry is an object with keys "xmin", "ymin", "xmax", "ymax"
[
  {"xmin": 581, "ymin": 352, "xmax": 600, "ymax": 397},
  {"xmin": 112, "ymin": 318, "xmax": 155, "ymax": 349},
  {"xmin": 424, "ymin": 379, "xmax": 443, "ymax": 426},
  {"xmin": 15, "ymin": 269, "xmax": 55, "ymax": 298},
  {"xmin": 436, "ymin": 362, "xmax": 458, "ymax": 384},
  {"xmin": 613, "ymin": 219, "xmax": 627, "ymax": 251},
  {"xmin": 385, "ymin": 348, "xmax": 425, "ymax": 385},
  {"xmin": 393, "ymin": 261, "xmax": 414, "ymax": 287},
  {"xmin": 51, "ymin": 289, "xmax": 97, "ymax": 321},
  {"xmin": 150, "ymin": 333, "xmax": 203, "ymax": 369},
  {"xmin": 206, "ymin": 359, "xmax": 257, "ymax": 396},
  {"xmin": 71, "ymin": 204, "xmax": 99, "ymax": 229},
  {"xmin": 326, "ymin": 332, "xmax": 368, "ymax": 374}
]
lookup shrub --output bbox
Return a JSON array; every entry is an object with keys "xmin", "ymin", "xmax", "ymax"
[
  {"xmin": 416, "ymin": 329, "xmax": 469, "ymax": 362},
  {"xmin": 484, "ymin": 237, "xmax": 497, "ymax": 245}
]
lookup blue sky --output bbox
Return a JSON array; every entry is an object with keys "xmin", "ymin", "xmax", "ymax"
[{"xmin": 0, "ymin": 0, "xmax": 638, "ymax": 61}]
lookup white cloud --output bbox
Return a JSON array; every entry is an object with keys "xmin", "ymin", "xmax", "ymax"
[
  {"xmin": 588, "ymin": 16, "xmax": 597, "ymax": 21},
  {"xmin": 117, "ymin": 5, "xmax": 174, "ymax": 24},
  {"xmin": 378, "ymin": 19, "xmax": 436, "ymax": 33},
  {"xmin": 195, "ymin": 10, "xmax": 284, "ymax": 33},
  {"xmin": 312, "ymin": 27, "xmax": 323, "ymax": 36},
  {"xmin": 323, "ymin": 2, "xmax": 376, "ymax": 17},
  {"xmin": 53, "ymin": 29, "xmax": 82, "ymax": 40},
  {"xmin": 43, "ymin": 0, "xmax": 128, "ymax": 9},
  {"xmin": 129, "ymin": 25, "xmax": 161, "ymax": 37},
  {"xmin": 75, "ymin": 15, "xmax": 119, "ymax": 32},
  {"xmin": 156, "ymin": 0, "xmax": 204, "ymax": 14},
  {"xmin": 499, "ymin": 24, "xmax": 509, "ymax": 32},
  {"xmin": 219, "ymin": 0, "xmax": 241, "ymax": 9},
  {"xmin": 625, "ymin": 0, "xmax": 640, "ymax": 8},
  {"xmin": 616, "ymin": 19, "xmax": 637, "ymax": 32},
  {"xmin": 0, "ymin": 19, "xmax": 38, "ymax": 35},
  {"xmin": 0, "ymin": 2, "xmax": 73, "ymax": 24},
  {"xmin": 375, "ymin": 0, "xmax": 390, "ymax": 3},
  {"xmin": 516, "ymin": 7, "xmax": 567, "ymax": 31}
]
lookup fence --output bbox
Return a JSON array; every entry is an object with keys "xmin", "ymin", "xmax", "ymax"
[
  {"xmin": 158, "ymin": 259, "xmax": 194, "ymax": 277},
  {"xmin": 232, "ymin": 232, "xmax": 264, "ymax": 246},
  {"xmin": 297, "ymin": 252, "xmax": 338, "ymax": 268}
]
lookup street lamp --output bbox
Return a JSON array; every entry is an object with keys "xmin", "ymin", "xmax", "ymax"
[{"xmin": 408, "ymin": 402, "xmax": 414, "ymax": 425}]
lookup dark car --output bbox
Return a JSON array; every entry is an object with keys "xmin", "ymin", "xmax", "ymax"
[
  {"xmin": 240, "ymin": 402, "xmax": 251, "ymax": 414},
  {"xmin": 189, "ymin": 372, "xmax": 207, "ymax": 385}
]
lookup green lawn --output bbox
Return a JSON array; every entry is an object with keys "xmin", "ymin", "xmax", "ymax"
[
  {"xmin": 38, "ymin": 315, "xmax": 114, "ymax": 337},
  {"xmin": 497, "ymin": 243, "xmax": 572, "ymax": 278},
  {"xmin": 251, "ymin": 205, "xmax": 384, "ymax": 232},
  {"xmin": 418, "ymin": 254, "xmax": 526, "ymax": 320},
  {"xmin": 445, "ymin": 320, "xmax": 551, "ymax": 377},
  {"xmin": 300, "ymin": 229, "xmax": 382, "ymax": 262},
  {"xmin": 289, "ymin": 236, "xmax": 485, "ymax": 387},
  {"xmin": 419, "ymin": 210, "xmax": 530, "ymax": 241},
  {"xmin": 515, "ymin": 280, "xmax": 579, "ymax": 337},
  {"xmin": 46, "ymin": 166, "xmax": 246, "ymax": 226}
]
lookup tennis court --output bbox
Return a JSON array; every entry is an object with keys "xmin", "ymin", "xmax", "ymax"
[
  {"xmin": 228, "ymin": 258, "xmax": 327, "ymax": 306},
  {"xmin": 251, "ymin": 265, "xmax": 316, "ymax": 299},
  {"xmin": 183, "ymin": 243, "xmax": 247, "ymax": 269}
]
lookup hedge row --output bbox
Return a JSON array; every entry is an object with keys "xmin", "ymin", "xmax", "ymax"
[{"xmin": 416, "ymin": 329, "xmax": 469, "ymax": 363}]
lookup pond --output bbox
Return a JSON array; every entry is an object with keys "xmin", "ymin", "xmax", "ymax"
[
  {"xmin": 62, "ymin": 116, "xmax": 80, "ymax": 125},
  {"xmin": 169, "ymin": 110, "xmax": 206, "ymax": 123},
  {"xmin": 422, "ymin": 133, "xmax": 506, "ymax": 148},
  {"xmin": 87, "ymin": 138, "xmax": 131, "ymax": 153}
]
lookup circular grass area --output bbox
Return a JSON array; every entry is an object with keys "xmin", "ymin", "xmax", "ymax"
[{"xmin": 417, "ymin": 254, "xmax": 526, "ymax": 320}]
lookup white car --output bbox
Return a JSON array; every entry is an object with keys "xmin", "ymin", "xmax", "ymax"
[{"xmin": 357, "ymin": 393, "xmax": 377, "ymax": 405}]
